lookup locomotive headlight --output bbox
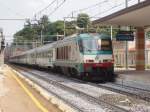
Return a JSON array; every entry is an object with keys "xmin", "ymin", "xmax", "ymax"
[
  {"xmin": 109, "ymin": 59, "xmax": 114, "ymax": 63},
  {"xmin": 86, "ymin": 59, "xmax": 94, "ymax": 63},
  {"xmin": 103, "ymin": 59, "xmax": 114, "ymax": 63}
]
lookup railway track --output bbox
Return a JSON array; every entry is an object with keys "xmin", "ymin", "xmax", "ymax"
[{"xmin": 11, "ymin": 65, "xmax": 129, "ymax": 112}]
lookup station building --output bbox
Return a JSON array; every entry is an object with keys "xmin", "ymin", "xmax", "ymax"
[{"xmin": 113, "ymin": 39, "xmax": 150, "ymax": 69}]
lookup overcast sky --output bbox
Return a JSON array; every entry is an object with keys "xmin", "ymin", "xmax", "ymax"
[{"xmin": 0, "ymin": 0, "xmax": 140, "ymax": 43}]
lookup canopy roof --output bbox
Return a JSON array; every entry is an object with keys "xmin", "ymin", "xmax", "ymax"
[{"xmin": 93, "ymin": 0, "xmax": 150, "ymax": 27}]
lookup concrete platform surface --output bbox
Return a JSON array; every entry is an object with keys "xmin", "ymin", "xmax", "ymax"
[
  {"xmin": 115, "ymin": 69, "xmax": 150, "ymax": 91},
  {"xmin": 0, "ymin": 65, "xmax": 61, "ymax": 112},
  {"xmin": 116, "ymin": 70, "xmax": 150, "ymax": 83}
]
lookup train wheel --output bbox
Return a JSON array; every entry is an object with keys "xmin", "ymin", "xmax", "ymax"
[
  {"xmin": 69, "ymin": 68, "xmax": 78, "ymax": 77},
  {"xmin": 61, "ymin": 67, "xmax": 70, "ymax": 76}
]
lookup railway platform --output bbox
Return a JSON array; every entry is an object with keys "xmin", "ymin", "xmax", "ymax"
[
  {"xmin": 0, "ymin": 65, "xmax": 61, "ymax": 112},
  {"xmin": 115, "ymin": 68, "xmax": 150, "ymax": 91}
]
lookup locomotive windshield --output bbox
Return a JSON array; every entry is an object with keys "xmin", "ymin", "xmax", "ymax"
[{"xmin": 78, "ymin": 37, "xmax": 112, "ymax": 53}]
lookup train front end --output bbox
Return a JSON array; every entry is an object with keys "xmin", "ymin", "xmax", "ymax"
[{"xmin": 78, "ymin": 33, "xmax": 115, "ymax": 81}]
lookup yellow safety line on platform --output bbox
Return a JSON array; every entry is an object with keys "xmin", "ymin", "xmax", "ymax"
[{"xmin": 11, "ymin": 70, "xmax": 49, "ymax": 112}]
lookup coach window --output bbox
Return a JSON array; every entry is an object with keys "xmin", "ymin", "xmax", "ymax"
[
  {"xmin": 56, "ymin": 48, "xmax": 58, "ymax": 59},
  {"xmin": 58, "ymin": 48, "xmax": 60, "ymax": 59},
  {"xmin": 65, "ymin": 46, "xmax": 67, "ymax": 59},
  {"xmin": 66, "ymin": 46, "xmax": 68, "ymax": 60},
  {"xmin": 57, "ymin": 48, "xmax": 59, "ymax": 59},
  {"xmin": 64, "ymin": 47, "xmax": 65, "ymax": 60},
  {"xmin": 67, "ymin": 46, "xmax": 69, "ymax": 59},
  {"xmin": 61, "ymin": 47, "xmax": 63, "ymax": 59},
  {"xmin": 64, "ymin": 46, "xmax": 66, "ymax": 60},
  {"xmin": 68, "ymin": 46, "xmax": 71, "ymax": 59},
  {"xmin": 64, "ymin": 47, "xmax": 66, "ymax": 59},
  {"xmin": 64, "ymin": 46, "xmax": 66, "ymax": 59},
  {"xmin": 66, "ymin": 46, "xmax": 68, "ymax": 59},
  {"xmin": 61, "ymin": 47, "xmax": 62, "ymax": 59},
  {"xmin": 63, "ymin": 47, "xmax": 65, "ymax": 59},
  {"xmin": 58, "ymin": 48, "xmax": 61, "ymax": 59},
  {"xmin": 62, "ymin": 47, "xmax": 64, "ymax": 59},
  {"xmin": 57, "ymin": 48, "xmax": 58, "ymax": 59}
]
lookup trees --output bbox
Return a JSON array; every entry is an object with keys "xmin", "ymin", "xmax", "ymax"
[
  {"xmin": 13, "ymin": 13, "xmax": 92, "ymax": 44},
  {"xmin": 146, "ymin": 31, "xmax": 150, "ymax": 39},
  {"xmin": 77, "ymin": 13, "xmax": 90, "ymax": 28},
  {"xmin": 14, "ymin": 27, "xmax": 36, "ymax": 44},
  {"xmin": 38, "ymin": 15, "xmax": 50, "ymax": 34}
]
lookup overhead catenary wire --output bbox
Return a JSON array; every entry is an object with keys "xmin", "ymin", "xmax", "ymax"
[
  {"xmin": 48, "ymin": 0, "xmax": 66, "ymax": 16},
  {"xmin": 92, "ymin": 0, "xmax": 133, "ymax": 18},
  {"xmin": 35, "ymin": 0, "xmax": 57, "ymax": 16},
  {"xmin": 66, "ymin": 0, "xmax": 108, "ymax": 18},
  {"xmin": 34, "ymin": 0, "xmax": 66, "ymax": 19},
  {"xmin": 66, "ymin": 0, "xmax": 136, "ymax": 20}
]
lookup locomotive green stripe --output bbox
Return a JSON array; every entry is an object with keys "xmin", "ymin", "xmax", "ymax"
[{"xmin": 81, "ymin": 51, "xmax": 112, "ymax": 55}]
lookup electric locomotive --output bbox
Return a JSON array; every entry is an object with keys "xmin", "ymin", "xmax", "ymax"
[{"xmin": 53, "ymin": 33, "xmax": 114, "ymax": 81}]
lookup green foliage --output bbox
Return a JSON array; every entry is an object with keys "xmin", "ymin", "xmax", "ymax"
[
  {"xmin": 39, "ymin": 15, "xmax": 50, "ymax": 33},
  {"xmin": 14, "ymin": 13, "xmax": 119, "ymax": 45},
  {"xmin": 65, "ymin": 21, "xmax": 76, "ymax": 36},
  {"xmin": 77, "ymin": 13, "xmax": 90, "ymax": 28},
  {"xmin": 95, "ymin": 26, "xmax": 119, "ymax": 38},
  {"xmin": 146, "ymin": 31, "xmax": 150, "ymax": 39},
  {"xmin": 14, "ymin": 27, "xmax": 37, "ymax": 44},
  {"xmin": 53, "ymin": 20, "xmax": 64, "ymax": 34}
]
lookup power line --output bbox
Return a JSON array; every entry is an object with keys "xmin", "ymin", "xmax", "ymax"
[
  {"xmin": 67, "ymin": 0, "xmax": 108, "ymax": 17},
  {"xmin": 48, "ymin": 0, "xmax": 66, "ymax": 16},
  {"xmin": 34, "ymin": 0, "xmax": 66, "ymax": 20},
  {"xmin": 35, "ymin": 0, "xmax": 57, "ymax": 16},
  {"xmin": 92, "ymin": 0, "xmax": 133, "ymax": 18},
  {"xmin": 77, "ymin": 0, "xmax": 108, "ymax": 12}
]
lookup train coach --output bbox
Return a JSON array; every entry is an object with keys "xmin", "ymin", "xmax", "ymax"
[{"xmin": 10, "ymin": 33, "xmax": 115, "ymax": 81}]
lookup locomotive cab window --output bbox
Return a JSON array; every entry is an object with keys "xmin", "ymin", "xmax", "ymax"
[
  {"xmin": 98, "ymin": 39, "xmax": 112, "ymax": 51},
  {"xmin": 78, "ymin": 35, "xmax": 112, "ymax": 54}
]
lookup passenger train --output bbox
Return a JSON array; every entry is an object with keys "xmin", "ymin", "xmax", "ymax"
[{"xmin": 10, "ymin": 33, "xmax": 115, "ymax": 81}]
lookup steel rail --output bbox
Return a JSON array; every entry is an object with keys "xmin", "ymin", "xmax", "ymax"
[{"xmin": 12, "ymin": 65, "xmax": 128, "ymax": 112}]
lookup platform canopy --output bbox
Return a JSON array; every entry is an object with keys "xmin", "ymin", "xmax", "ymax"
[{"xmin": 93, "ymin": 0, "xmax": 150, "ymax": 27}]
